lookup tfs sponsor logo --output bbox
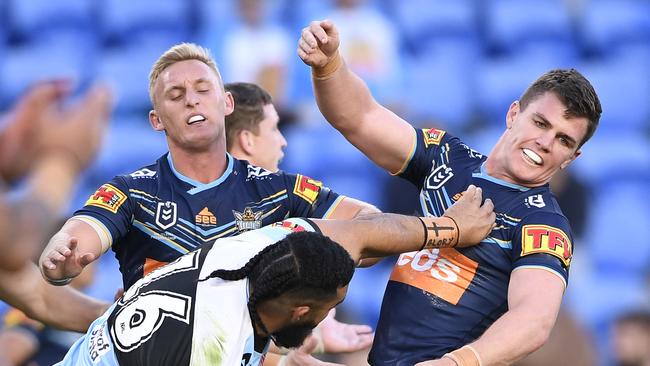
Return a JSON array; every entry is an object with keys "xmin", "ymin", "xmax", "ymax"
[
  {"xmin": 521, "ymin": 225, "xmax": 572, "ymax": 266},
  {"xmin": 390, "ymin": 248, "xmax": 478, "ymax": 305}
]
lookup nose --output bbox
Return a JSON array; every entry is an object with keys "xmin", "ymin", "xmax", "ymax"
[
  {"xmin": 535, "ymin": 131, "xmax": 553, "ymax": 152},
  {"xmin": 280, "ymin": 132, "xmax": 288, "ymax": 148},
  {"xmin": 185, "ymin": 89, "xmax": 200, "ymax": 106}
]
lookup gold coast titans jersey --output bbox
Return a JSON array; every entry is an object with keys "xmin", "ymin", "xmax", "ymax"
[
  {"xmin": 74, "ymin": 153, "xmax": 342, "ymax": 289},
  {"xmin": 369, "ymin": 128, "xmax": 573, "ymax": 365}
]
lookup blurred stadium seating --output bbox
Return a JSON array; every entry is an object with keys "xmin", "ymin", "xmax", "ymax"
[{"xmin": 0, "ymin": 1, "xmax": 647, "ymax": 364}]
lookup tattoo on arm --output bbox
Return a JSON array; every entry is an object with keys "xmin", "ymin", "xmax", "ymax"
[{"xmin": 419, "ymin": 216, "xmax": 458, "ymax": 250}]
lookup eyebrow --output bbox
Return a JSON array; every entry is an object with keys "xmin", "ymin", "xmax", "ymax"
[
  {"xmin": 164, "ymin": 78, "xmax": 212, "ymax": 94},
  {"xmin": 533, "ymin": 112, "xmax": 578, "ymax": 146}
]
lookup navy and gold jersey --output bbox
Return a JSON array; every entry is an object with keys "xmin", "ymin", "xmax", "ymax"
[
  {"xmin": 74, "ymin": 153, "xmax": 343, "ymax": 289},
  {"xmin": 369, "ymin": 128, "xmax": 573, "ymax": 365}
]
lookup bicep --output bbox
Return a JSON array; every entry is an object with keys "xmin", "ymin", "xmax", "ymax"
[
  {"xmin": 345, "ymin": 106, "xmax": 416, "ymax": 175},
  {"xmin": 508, "ymin": 267, "xmax": 565, "ymax": 318}
]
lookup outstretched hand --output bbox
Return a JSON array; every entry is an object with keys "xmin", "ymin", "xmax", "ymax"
[
  {"xmin": 297, "ymin": 20, "xmax": 341, "ymax": 68},
  {"xmin": 319, "ymin": 309, "xmax": 373, "ymax": 353},
  {"xmin": 282, "ymin": 336, "xmax": 344, "ymax": 366},
  {"xmin": 39, "ymin": 233, "xmax": 96, "ymax": 282}
]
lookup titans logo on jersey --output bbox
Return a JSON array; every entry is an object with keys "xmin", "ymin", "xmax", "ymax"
[
  {"xmin": 74, "ymin": 153, "xmax": 343, "ymax": 289},
  {"xmin": 369, "ymin": 128, "xmax": 573, "ymax": 365}
]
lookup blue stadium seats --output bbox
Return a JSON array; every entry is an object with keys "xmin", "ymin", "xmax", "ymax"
[
  {"xmin": 578, "ymin": 57, "xmax": 650, "ymax": 132},
  {"xmin": 402, "ymin": 39, "xmax": 479, "ymax": 129},
  {"xmin": 96, "ymin": 37, "xmax": 177, "ymax": 114},
  {"xmin": 482, "ymin": 0, "xmax": 574, "ymax": 55},
  {"xmin": 388, "ymin": 0, "xmax": 477, "ymax": 54},
  {"xmin": 0, "ymin": 37, "xmax": 93, "ymax": 106},
  {"xmin": 98, "ymin": 0, "xmax": 191, "ymax": 45},
  {"xmin": 579, "ymin": 0, "xmax": 650, "ymax": 56},
  {"xmin": 475, "ymin": 47, "xmax": 577, "ymax": 124},
  {"xmin": 6, "ymin": 0, "xmax": 94, "ymax": 41}
]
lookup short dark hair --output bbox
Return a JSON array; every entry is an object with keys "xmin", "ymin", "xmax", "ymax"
[
  {"xmin": 519, "ymin": 69, "xmax": 602, "ymax": 148},
  {"xmin": 224, "ymin": 82, "xmax": 273, "ymax": 151},
  {"xmin": 203, "ymin": 231, "xmax": 355, "ymax": 334},
  {"xmin": 616, "ymin": 310, "xmax": 650, "ymax": 330}
]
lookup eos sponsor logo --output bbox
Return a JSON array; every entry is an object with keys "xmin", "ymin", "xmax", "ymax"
[
  {"xmin": 391, "ymin": 248, "xmax": 478, "ymax": 305},
  {"xmin": 195, "ymin": 207, "xmax": 217, "ymax": 226},
  {"xmin": 423, "ymin": 128, "xmax": 446, "ymax": 146},
  {"xmin": 524, "ymin": 194, "xmax": 545, "ymax": 208},
  {"xmin": 521, "ymin": 225, "xmax": 572, "ymax": 266},
  {"xmin": 155, "ymin": 201, "xmax": 177, "ymax": 230},
  {"xmin": 233, "ymin": 207, "xmax": 263, "ymax": 232},
  {"xmin": 425, "ymin": 164, "xmax": 454, "ymax": 190},
  {"xmin": 247, "ymin": 165, "xmax": 273, "ymax": 180},
  {"xmin": 85, "ymin": 184, "xmax": 127, "ymax": 213},
  {"xmin": 130, "ymin": 168, "xmax": 156, "ymax": 178}
]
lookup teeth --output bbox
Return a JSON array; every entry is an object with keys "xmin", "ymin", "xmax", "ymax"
[
  {"xmin": 523, "ymin": 149, "xmax": 542, "ymax": 165},
  {"xmin": 188, "ymin": 115, "xmax": 205, "ymax": 124}
]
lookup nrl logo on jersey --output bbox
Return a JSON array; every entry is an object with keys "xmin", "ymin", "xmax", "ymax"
[
  {"xmin": 130, "ymin": 168, "xmax": 156, "ymax": 178},
  {"xmin": 155, "ymin": 201, "xmax": 177, "ymax": 230},
  {"xmin": 524, "ymin": 194, "xmax": 545, "ymax": 208},
  {"xmin": 246, "ymin": 165, "xmax": 273, "ymax": 180},
  {"xmin": 233, "ymin": 207, "xmax": 263, "ymax": 232},
  {"xmin": 425, "ymin": 164, "xmax": 454, "ymax": 190}
]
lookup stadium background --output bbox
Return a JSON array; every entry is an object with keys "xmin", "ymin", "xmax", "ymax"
[{"xmin": 0, "ymin": 0, "xmax": 648, "ymax": 364}]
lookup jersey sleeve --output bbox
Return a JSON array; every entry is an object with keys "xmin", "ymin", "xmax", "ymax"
[
  {"xmin": 72, "ymin": 176, "xmax": 134, "ymax": 249},
  {"xmin": 511, "ymin": 211, "xmax": 573, "ymax": 286},
  {"xmin": 282, "ymin": 172, "xmax": 344, "ymax": 219},
  {"xmin": 397, "ymin": 127, "xmax": 456, "ymax": 190}
]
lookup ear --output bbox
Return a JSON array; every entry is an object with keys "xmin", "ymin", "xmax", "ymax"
[
  {"xmin": 506, "ymin": 101, "xmax": 520, "ymax": 129},
  {"xmin": 290, "ymin": 305, "xmax": 311, "ymax": 322},
  {"xmin": 224, "ymin": 91, "xmax": 235, "ymax": 116},
  {"xmin": 238, "ymin": 130, "xmax": 256, "ymax": 155},
  {"xmin": 149, "ymin": 110, "xmax": 165, "ymax": 132},
  {"xmin": 560, "ymin": 149, "xmax": 581, "ymax": 170}
]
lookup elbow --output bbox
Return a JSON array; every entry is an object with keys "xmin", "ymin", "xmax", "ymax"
[{"xmin": 527, "ymin": 316, "xmax": 556, "ymax": 353}]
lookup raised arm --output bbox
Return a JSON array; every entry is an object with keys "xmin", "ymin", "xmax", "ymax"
[
  {"xmin": 298, "ymin": 19, "xmax": 415, "ymax": 174},
  {"xmin": 0, "ymin": 264, "xmax": 109, "ymax": 332},
  {"xmin": 314, "ymin": 186, "xmax": 495, "ymax": 262}
]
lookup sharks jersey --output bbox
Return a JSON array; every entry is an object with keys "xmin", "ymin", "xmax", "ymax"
[
  {"xmin": 369, "ymin": 128, "xmax": 573, "ymax": 365},
  {"xmin": 55, "ymin": 218, "xmax": 319, "ymax": 366},
  {"xmin": 74, "ymin": 153, "xmax": 342, "ymax": 289}
]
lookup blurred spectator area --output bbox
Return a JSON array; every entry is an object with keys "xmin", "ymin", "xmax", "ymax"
[{"xmin": 0, "ymin": 1, "xmax": 648, "ymax": 364}]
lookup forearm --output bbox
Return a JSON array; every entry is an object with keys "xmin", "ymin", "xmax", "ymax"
[
  {"xmin": 40, "ymin": 282, "xmax": 109, "ymax": 332},
  {"xmin": 0, "ymin": 264, "xmax": 108, "ymax": 332},
  {"xmin": 312, "ymin": 57, "xmax": 379, "ymax": 134},
  {"xmin": 349, "ymin": 214, "xmax": 457, "ymax": 260},
  {"xmin": 467, "ymin": 307, "xmax": 556, "ymax": 366}
]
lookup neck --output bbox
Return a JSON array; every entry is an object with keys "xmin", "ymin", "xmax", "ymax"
[{"xmin": 168, "ymin": 142, "xmax": 227, "ymax": 184}]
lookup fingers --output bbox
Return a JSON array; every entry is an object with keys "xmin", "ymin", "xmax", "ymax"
[
  {"xmin": 79, "ymin": 253, "xmax": 96, "ymax": 267},
  {"xmin": 309, "ymin": 20, "xmax": 329, "ymax": 44},
  {"xmin": 301, "ymin": 26, "xmax": 321, "ymax": 49},
  {"xmin": 350, "ymin": 324, "xmax": 373, "ymax": 334}
]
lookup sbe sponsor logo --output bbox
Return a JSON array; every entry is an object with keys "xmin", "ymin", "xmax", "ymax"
[
  {"xmin": 390, "ymin": 248, "xmax": 478, "ymax": 305},
  {"xmin": 293, "ymin": 174, "xmax": 322, "ymax": 204}
]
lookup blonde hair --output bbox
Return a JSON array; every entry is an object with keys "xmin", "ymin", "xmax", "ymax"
[{"xmin": 148, "ymin": 43, "xmax": 223, "ymax": 106}]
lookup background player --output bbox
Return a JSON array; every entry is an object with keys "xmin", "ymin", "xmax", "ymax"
[{"xmin": 299, "ymin": 19, "xmax": 601, "ymax": 365}]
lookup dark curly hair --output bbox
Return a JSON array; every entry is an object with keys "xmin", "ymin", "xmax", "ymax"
[{"xmin": 202, "ymin": 231, "xmax": 354, "ymax": 334}]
